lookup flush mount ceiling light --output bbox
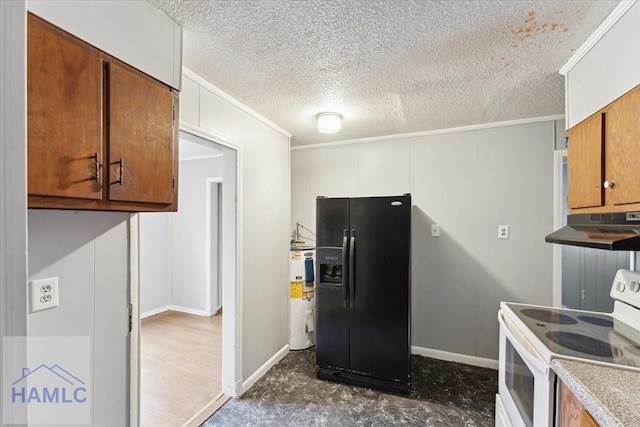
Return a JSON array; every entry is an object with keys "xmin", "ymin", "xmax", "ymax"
[{"xmin": 317, "ymin": 112, "xmax": 342, "ymax": 134}]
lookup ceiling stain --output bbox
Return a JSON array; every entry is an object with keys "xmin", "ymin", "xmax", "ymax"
[{"xmin": 511, "ymin": 10, "xmax": 570, "ymax": 44}]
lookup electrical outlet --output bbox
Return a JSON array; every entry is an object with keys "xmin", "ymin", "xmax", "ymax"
[
  {"xmin": 498, "ymin": 225, "xmax": 510, "ymax": 240},
  {"xmin": 30, "ymin": 277, "xmax": 59, "ymax": 313},
  {"xmin": 431, "ymin": 224, "xmax": 440, "ymax": 237}
]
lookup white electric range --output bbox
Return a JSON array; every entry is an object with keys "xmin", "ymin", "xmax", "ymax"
[{"xmin": 496, "ymin": 269, "xmax": 640, "ymax": 427}]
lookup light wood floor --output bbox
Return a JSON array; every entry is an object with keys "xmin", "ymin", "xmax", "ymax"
[{"xmin": 141, "ymin": 310, "xmax": 222, "ymax": 427}]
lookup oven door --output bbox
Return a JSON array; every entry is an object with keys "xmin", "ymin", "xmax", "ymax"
[{"xmin": 497, "ymin": 310, "xmax": 555, "ymax": 427}]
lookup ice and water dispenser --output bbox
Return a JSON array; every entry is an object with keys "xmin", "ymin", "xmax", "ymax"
[{"xmin": 318, "ymin": 249, "xmax": 343, "ymax": 285}]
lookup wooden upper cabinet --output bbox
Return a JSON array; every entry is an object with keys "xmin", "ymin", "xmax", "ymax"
[
  {"xmin": 567, "ymin": 113, "xmax": 604, "ymax": 209},
  {"xmin": 108, "ymin": 60, "xmax": 175, "ymax": 204},
  {"xmin": 605, "ymin": 85, "xmax": 640, "ymax": 206},
  {"xmin": 27, "ymin": 13, "xmax": 177, "ymax": 212},
  {"xmin": 568, "ymin": 84, "xmax": 640, "ymax": 214},
  {"xmin": 27, "ymin": 13, "xmax": 103, "ymax": 200}
]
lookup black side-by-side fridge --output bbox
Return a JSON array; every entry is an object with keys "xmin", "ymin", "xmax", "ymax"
[{"xmin": 315, "ymin": 195, "xmax": 411, "ymax": 394}]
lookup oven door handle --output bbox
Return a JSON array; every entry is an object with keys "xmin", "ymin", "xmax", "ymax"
[{"xmin": 499, "ymin": 310, "xmax": 550, "ymax": 379}]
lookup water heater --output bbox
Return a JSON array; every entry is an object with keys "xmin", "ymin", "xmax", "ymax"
[{"xmin": 289, "ymin": 247, "xmax": 316, "ymax": 350}]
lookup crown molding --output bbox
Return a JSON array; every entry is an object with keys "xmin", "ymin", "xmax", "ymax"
[
  {"xmin": 291, "ymin": 115, "xmax": 565, "ymax": 151},
  {"xmin": 559, "ymin": 0, "xmax": 637, "ymax": 75},
  {"xmin": 182, "ymin": 67, "xmax": 293, "ymax": 139}
]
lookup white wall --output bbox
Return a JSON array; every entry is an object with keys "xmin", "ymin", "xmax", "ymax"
[
  {"xmin": 181, "ymin": 70, "xmax": 292, "ymax": 383},
  {"xmin": 139, "ymin": 213, "xmax": 171, "ymax": 315},
  {"xmin": 139, "ymin": 157, "xmax": 223, "ymax": 316},
  {"xmin": 28, "ymin": 210, "xmax": 130, "ymax": 427},
  {"xmin": 0, "ymin": 1, "xmax": 28, "ymax": 424},
  {"xmin": 171, "ymin": 157, "xmax": 222, "ymax": 312},
  {"xmin": 291, "ymin": 119, "xmax": 555, "ymax": 361}
]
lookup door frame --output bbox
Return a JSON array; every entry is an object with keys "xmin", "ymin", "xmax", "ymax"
[
  {"xmin": 129, "ymin": 124, "xmax": 243, "ymax": 426},
  {"xmin": 0, "ymin": 1, "xmax": 28, "ymax": 424},
  {"xmin": 206, "ymin": 177, "xmax": 223, "ymax": 316},
  {"xmin": 552, "ymin": 149, "xmax": 567, "ymax": 307}
]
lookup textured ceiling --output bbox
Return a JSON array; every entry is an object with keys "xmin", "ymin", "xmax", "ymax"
[{"xmin": 147, "ymin": 0, "xmax": 619, "ymax": 146}]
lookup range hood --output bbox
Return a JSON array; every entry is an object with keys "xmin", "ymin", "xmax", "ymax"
[{"xmin": 545, "ymin": 212, "xmax": 640, "ymax": 250}]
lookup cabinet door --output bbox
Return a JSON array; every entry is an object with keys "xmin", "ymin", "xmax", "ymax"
[
  {"xmin": 108, "ymin": 60, "xmax": 175, "ymax": 204},
  {"xmin": 27, "ymin": 13, "xmax": 103, "ymax": 200},
  {"xmin": 581, "ymin": 410, "xmax": 600, "ymax": 427},
  {"xmin": 605, "ymin": 85, "xmax": 640, "ymax": 206},
  {"xmin": 567, "ymin": 113, "xmax": 604, "ymax": 209},
  {"xmin": 558, "ymin": 381, "xmax": 601, "ymax": 427}
]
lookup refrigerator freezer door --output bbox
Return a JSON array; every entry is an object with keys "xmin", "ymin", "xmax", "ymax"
[
  {"xmin": 349, "ymin": 196, "xmax": 411, "ymax": 383},
  {"xmin": 317, "ymin": 197, "xmax": 350, "ymax": 247},
  {"xmin": 316, "ymin": 198, "xmax": 350, "ymax": 372}
]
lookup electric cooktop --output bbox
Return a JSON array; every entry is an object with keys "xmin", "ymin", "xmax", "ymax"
[{"xmin": 504, "ymin": 303, "xmax": 640, "ymax": 369}]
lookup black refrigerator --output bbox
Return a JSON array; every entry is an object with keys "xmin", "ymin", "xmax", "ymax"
[{"xmin": 315, "ymin": 195, "xmax": 411, "ymax": 394}]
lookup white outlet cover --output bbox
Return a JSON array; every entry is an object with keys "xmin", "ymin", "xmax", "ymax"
[
  {"xmin": 30, "ymin": 277, "xmax": 59, "ymax": 313},
  {"xmin": 431, "ymin": 224, "xmax": 440, "ymax": 237},
  {"xmin": 498, "ymin": 225, "xmax": 510, "ymax": 240}
]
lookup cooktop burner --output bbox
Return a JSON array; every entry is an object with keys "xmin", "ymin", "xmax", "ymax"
[
  {"xmin": 520, "ymin": 308, "xmax": 577, "ymax": 325},
  {"xmin": 577, "ymin": 315, "xmax": 614, "ymax": 327},
  {"xmin": 545, "ymin": 331, "xmax": 621, "ymax": 358}
]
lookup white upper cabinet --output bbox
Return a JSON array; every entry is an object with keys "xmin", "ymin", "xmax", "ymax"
[
  {"xmin": 27, "ymin": 0, "xmax": 182, "ymax": 91},
  {"xmin": 562, "ymin": 1, "xmax": 640, "ymax": 129}
]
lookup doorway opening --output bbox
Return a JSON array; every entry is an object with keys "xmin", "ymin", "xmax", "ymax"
[
  {"xmin": 553, "ymin": 150, "xmax": 630, "ymax": 311},
  {"xmin": 133, "ymin": 129, "xmax": 239, "ymax": 426}
]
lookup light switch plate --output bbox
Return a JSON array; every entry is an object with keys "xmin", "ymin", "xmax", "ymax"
[
  {"xmin": 30, "ymin": 277, "xmax": 59, "ymax": 313},
  {"xmin": 498, "ymin": 225, "xmax": 510, "ymax": 240},
  {"xmin": 431, "ymin": 224, "xmax": 440, "ymax": 237}
]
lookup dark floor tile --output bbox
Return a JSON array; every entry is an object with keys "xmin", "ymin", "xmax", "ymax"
[{"xmin": 202, "ymin": 349, "xmax": 497, "ymax": 427}]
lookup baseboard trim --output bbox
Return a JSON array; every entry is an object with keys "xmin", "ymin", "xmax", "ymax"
[
  {"xmin": 182, "ymin": 392, "xmax": 229, "ymax": 427},
  {"xmin": 411, "ymin": 346, "xmax": 499, "ymax": 370},
  {"xmin": 140, "ymin": 305, "xmax": 171, "ymax": 319},
  {"xmin": 239, "ymin": 344, "xmax": 289, "ymax": 396},
  {"xmin": 168, "ymin": 305, "xmax": 209, "ymax": 317},
  {"xmin": 141, "ymin": 305, "xmax": 213, "ymax": 319}
]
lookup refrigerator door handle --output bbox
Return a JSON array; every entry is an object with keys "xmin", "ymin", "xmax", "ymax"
[
  {"xmin": 342, "ymin": 229, "xmax": 349, "ymax": 306},
  {"xmin": 349, "ymin": 229, "xmax": 356, "ymax": 308}
]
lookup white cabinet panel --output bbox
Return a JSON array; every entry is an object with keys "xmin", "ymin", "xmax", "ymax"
[
  {"xmin": 566, "ymin": 2, "xmax": 640, "ymax": 128},
  {"xmin": 27, "ymin": 0, "xmax": 182, "ymax": 90}
]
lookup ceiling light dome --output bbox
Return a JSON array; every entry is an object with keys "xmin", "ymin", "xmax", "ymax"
[{"xmin": 317, "ymin": 112, "xmax": 342, "ymax": 134}]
